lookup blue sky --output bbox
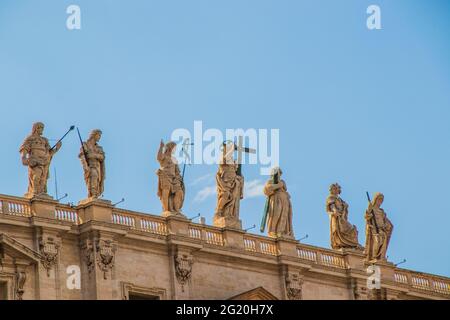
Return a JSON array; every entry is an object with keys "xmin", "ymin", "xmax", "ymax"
[{"xmin": 0, "ymin": 0, "xmax": 449, "ymax": 277}]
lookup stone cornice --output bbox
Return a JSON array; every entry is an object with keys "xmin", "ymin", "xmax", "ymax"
[{"xmin": 1, "ymin": 193, "xmax": 449, "ymax": 299}]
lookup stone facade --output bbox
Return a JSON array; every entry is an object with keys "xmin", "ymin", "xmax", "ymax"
[{"xmin": 0, "ymin": 193, "xmax": 448, "ymax": 300}]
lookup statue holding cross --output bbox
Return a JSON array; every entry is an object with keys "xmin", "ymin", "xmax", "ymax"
[
  {"xmin": 156, "ymin": 140, "xmax": 185, "ymax": 217},
  {"xmin": 213, "ymin": 137, "xmax": 256, "ymax": 229}
]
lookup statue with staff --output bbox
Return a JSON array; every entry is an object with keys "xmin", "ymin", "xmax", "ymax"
[
  {"xmin": 260, "ymin": 167, "xmax": 294, "ymax": 239},
  {"xmin": 77, "ymin": 128, "xmax": 106, "ymax": 199},
  {"xmin": 364, "ymin": 192, "xmax": 394, "ymax": 262},
  {"xmin": 20, "ymin": 122, "xmax": 74, "ymax": 199}
]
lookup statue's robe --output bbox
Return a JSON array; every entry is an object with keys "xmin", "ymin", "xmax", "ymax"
[
  {"xmin": 79, "ymin": 142, "xmax": 105, "ymax": 198},
  {"xmin": 325, "ymin": 195, "xmax": 360, "ymax": 249},
  {"xmin": 364, "ymin": 207, "xmax": 393, "ymax": 261},
  {"xmin": 215, "ymin": 163, "xmax": 243, "ymax": 218},
  {"xmin": 20, "ymin": 134, "xmax": 53, "ymax": 196},
  {"xmin": 156, "ymin": 154, "xmax": 184, "ymax": 211},
  {"xmin": 264, "ymin": 180, "xmax": 294, "ymax": 238}
]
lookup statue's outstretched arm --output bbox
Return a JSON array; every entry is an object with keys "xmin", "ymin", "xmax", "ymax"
[
  {"xmin": 157, "ymin": 140, "xmax": 165, "ymax": 162},
  {"xmin": 50, "ymin": 141, "xmax": 62, "ymax": 155}
]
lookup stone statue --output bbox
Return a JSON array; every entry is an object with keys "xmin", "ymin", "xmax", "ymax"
[
  {"xmin": 157, "ymin": 140, "xmax": 184, "ymax": 215},
  {"xmin": 79, "ymin": 129, "xmax": 105, "ymax": 199},
  {"xmin": 214, "ymin": 142, "xmax": 244, "ymax": 228},
  {"xmin": 325, "ymin": 183, "xmax": 361, "ymax": 250},
  {"xmin": 20, "ymin": 122, "xmax": 62, "ymax": 199},
  {"xmin": 262, "ymin": 167, "xmax": 294, "ymax": 239},
  {"xmin": 364, "ymin": 192, "xmax": 393, "ymax": 262}
]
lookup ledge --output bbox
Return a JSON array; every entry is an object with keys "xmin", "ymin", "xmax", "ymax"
[{"xmin": 0, "ymin": 193, "xmax": 449, "ymax": 298}]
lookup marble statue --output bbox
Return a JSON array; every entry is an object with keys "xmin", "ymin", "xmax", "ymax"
[
  {"xmin": 157, "ymin": 140, "xmax": 184, "ymax": 215},
  {"xmin": 214, "ymin": 142, "xmax": 244, "ymax": 226},
  {"xmin": 79, "ymin": 129, "xmax": 105, "ymax": 199},
  {"xmin": 262, "ymin": 167, "xmax": 294, "ymax": 239},
  {"xmin": 364, "ymin": 192, "xmax": 394, "ymax": 262},
  {"xmin": 20, "ymin": 122, "xmax": 62, "ymax": 199},
  {"xmin": 325, "ymin": 183, "xmax": 361, "ymax": 250}
]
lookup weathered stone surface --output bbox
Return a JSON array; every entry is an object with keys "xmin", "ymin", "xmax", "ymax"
[
  {"xmin": 325, "ymin": 183, "xmax": 361, "ymax": 250},
  {"xmin": 20, "ymin": 122, "xmax": 62, "ymax": 199},
  {"xmin": 156, "ymin": 140, "xmax": 185, "ymax": 216},
  {"xmin": 261, "ymin": 167, "xmax": 294, "ymax": 239},
  {"xmin": 365, "ymin": 192, "xmax": 394, "ymax": 263},
  {"xmin": 79, "ymin": 129, "xmax": 105, "ymax": 199},
  {"xmin": 214, "ymin": 142, "xmax": 244, "ymax": 229},
  {"xmin": 0, "ymin": 194, "xmax": 448, "ymax": 300}
]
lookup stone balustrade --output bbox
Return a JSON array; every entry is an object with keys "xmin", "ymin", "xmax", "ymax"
[
  {"xmin": 112, "ymin": 208, "xmax": 168, "ymax": 235},
  {"xmin": 297, "ymin": 247, "xmax": 318, "ymax": 262},
  {"xmin": 320, "ymin": 252, "xmax": 347, "ymax": 269},
  {"xmin": 55, "ymin": 206, "xmax": 80, "ymax": 224},
  {"xmin": 112, "ymin": 210, "xmax": 136, "ymax": 227},
  {"xmin": 243, "ymin": 237, "xmax": 257, "ymax": 252},
  {"xmin": 297, "ymin": 244, "xmax": 347, "ymax": 269},
  {"xmin": 1, "ymin": 193, "xmax": 449, "ymax": 298},
  {"xmin": 394, "ymin": 269, "xmax": 450, "ymax": 296},
  {"xmin": 0, "ymin": 195, "xmax": 31, "ymax": 217},
  {"xmin": 140, "ymin": 217, "xmax": 167, "ymax": 235},
  {"xmin": 243, "ymin": 235, "xmax": 278, "ymax": 256},
  {"xmin": 188, "ymin": 224, "xmax": 224, "ymax": 246}
]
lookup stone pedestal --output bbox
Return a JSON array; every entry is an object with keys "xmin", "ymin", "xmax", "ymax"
[
  {"xmin": 213, "ymin": 216, "xmax": 242, "ymax": 230},
  {"xmin": 24, "ymin": 192, "xmax": 53, "ymax": 200},
  {"xmin": 162, "ymin": 211, "xmax": 186, "ymax": 218},
  {"xmin": 372, "ymin": 260, "xmax": 396, "ymax": 283},
  {"xmin": 276, "ymin": 237, "xmax": 298, "ymax": 257},
  {"xmin": 166, "ymin": 214, "xmax": 189, "ymax": 237},
  {"xmin": 78, "ymin": 198, "xmax": 113, "ymax": 223},
  {"xmin": 341, "ymin": 248, "xmax": 366, "ymax": 270},
  {"xmin": 30, "ymin": 196, "xmax": 58, "ymax": 219},
  {"xmin": 222, "ymin": 228, "xmax": 245, "ymax": 250}
]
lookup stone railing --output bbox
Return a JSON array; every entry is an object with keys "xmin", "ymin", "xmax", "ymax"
[
  {"xmin": 243, "ymin": 235, "xmax": 278, "ymax": 256},
  {"xmin": 297, "ymin": 245, "xmax": 347, "ymax": 269},
  {"xmin": 297, "ymin": 247, "xmax": 318, "ymax": 262},
  {"xmin": 55, "ymin": 206, "xmax": 80, "ymax": 225},
  {"xmin": 188, "ymin": 224, "xmax": 224, "ymax": 246},
  {"xmin": 140, "ymin": 217, "xmax": 167, "ymax": 235},
  {"xmin": 1, "ymin": 193, "xmax": 449, "ymax": 299},
  {"xmin": 0, "ymin": 195, "xmax": 31, "ymax": 217},
  {"xmin": 112, "ymin": 209, "xmax": 168, "ymax": 235},
  {"xmin": 112, "ymin": 211, "xmax": 136, "ymax": 227},
  {"xmin": 394, "ymin": 269, "xmax": 450, "ymax": 296},
  {"xmin": 243, "ymin": 237, "xmax": 257, "ymax": 252}
]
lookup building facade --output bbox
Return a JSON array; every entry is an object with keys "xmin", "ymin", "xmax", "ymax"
[{"xmin": 0, "ymin": 194, "xmax": 448, "ymax": 300}]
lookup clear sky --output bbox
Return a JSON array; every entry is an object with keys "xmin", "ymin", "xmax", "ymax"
[{"xmin": 0, "ymin": 0, "xmax": 449, "ymax": 277}]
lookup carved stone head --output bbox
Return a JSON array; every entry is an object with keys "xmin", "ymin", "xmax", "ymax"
[
  {"xmin": 89, "ymin": 129, "xmax": 102, "ymax": 143},
  {"xmin": 32, "ymin": 122, "xmax": 45, "ymax": 136},
  {"xmin": 270, "ymin": 167, "xmax": 282, "ymax": 177},
  {"xmin": 329, "ymin": 183, "xmax": 341, "ymax": 196},
  {"xmin": 372, "ymin": 192, "xmax": 384, "ymax": 208},
  {"xmin": 164, "ymin": 141, "xmax": 177, "ymax": 154}
]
